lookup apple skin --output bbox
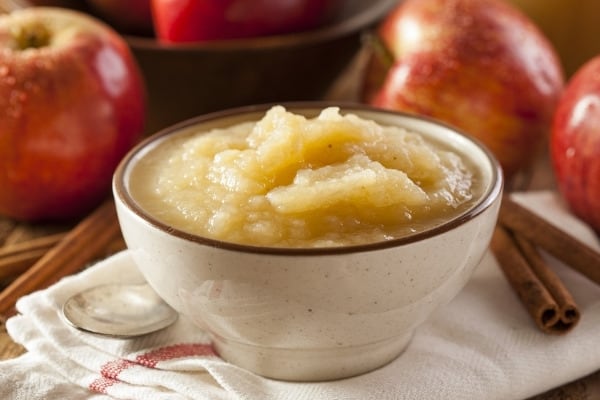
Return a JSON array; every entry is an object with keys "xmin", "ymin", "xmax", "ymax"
[
  {"xmin": 362, "ymin": 0, "xmax": 565, "ymax": 183},
  {"xmin": 86, "ymin": 0, "xmax": 154, "ymax": 36},
  {"xmin": 551, "ymin": 55, "xmax": 600, "ymax": 233},
  {"xmin": 151, "ymin": 0, "xmax": 342, "ymax": 43},
  {"xmin": 0, "ymin": 7, "xmax": 146, "ymax": 222}
]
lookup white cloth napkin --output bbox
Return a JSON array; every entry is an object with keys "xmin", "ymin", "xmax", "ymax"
[{"xmin": 1, "ymin": 190, "xmax": 600, "ymax": 400}]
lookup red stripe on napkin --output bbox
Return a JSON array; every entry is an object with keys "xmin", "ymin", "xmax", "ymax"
[
  {"xmin": 89, "ymin": 343, "xmax": 216, "ymax": 394},
  {"xmin": 89, "ymin": 375, "xmax": 120, "ymax": 394},
  {"xmin": 136, "ymin": 343, "xmax": 217, "ymax": 368}
]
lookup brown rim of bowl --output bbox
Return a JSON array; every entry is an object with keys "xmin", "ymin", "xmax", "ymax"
[
  {"xmin": 125, "ymin": 0, "xmax": 398, "ymax": 51},
  {"xmin": 114, "ymin": 101, "xmax": 504, "ymax": 256}
]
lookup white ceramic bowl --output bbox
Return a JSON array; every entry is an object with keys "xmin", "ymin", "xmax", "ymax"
[{"xmin": 113, "ymin": 103, "xmax": 503, "ymax": 381}]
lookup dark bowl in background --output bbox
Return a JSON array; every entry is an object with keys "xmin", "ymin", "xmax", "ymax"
[
  {"xmin": 0, "ymin": 0, "xmax": 398, "ymax": 133},
  {"xmin": 125, "ymin": 0, "xmax": 398, "ymax": 133}
]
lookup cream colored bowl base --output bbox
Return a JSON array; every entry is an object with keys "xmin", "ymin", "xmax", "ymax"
[{"xmin": 212, "ymin": 331, "xmax": 414, "ymax": 381}]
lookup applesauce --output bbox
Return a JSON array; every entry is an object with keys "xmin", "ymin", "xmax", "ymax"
[{"xmin": 128, "ymin": 106, "xmax": 482, "ymax": 247}]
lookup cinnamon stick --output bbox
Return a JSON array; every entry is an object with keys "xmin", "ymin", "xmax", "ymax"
[
  {"xmin": 0, "ymin": 233, "xmax": 66, "ymax": 280},
  {"xmin": 0, "ymin": 249, "xmax": 48, "ymax": 282},
  {"xmin": 0, "ymin": 232, "xmax": 66, "ymax": 256},
  {"xmin": 0, "ymin": 199, "xmax": 121, "ymax": 318},
  {"xmin": 513, "ymin": 232, "xmax": 580, "ymax": 330},
  {"xmin": 491, "ymin": 225, "xmax": 579, "ymax": 334},
  {"xmin": 499, "ymin": 196, "xmax": 600, "ymax": 285}
]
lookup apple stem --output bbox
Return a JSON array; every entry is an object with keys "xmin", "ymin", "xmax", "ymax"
[
  {"xmin": 13, "ymin": 24, "xmax": 51, "ymax": 50},
  {"xmin": 362, "ymin": 32, "xmax": 395, "ymax": 71}
]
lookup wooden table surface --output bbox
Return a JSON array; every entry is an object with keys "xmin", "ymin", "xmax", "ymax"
[{"xmin": 1, "ymin": 51, "xmax": 599, "ymax": 399}]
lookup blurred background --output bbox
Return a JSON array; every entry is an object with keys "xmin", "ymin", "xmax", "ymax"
[
  {"xmin": 2, "ymin": 0, "xmax": 599, "ymax": 134},
  {"xmin": 506, "ymin": 0, "xmax": 600, "ymax": 79},
  {"xmin": 0, "ymin": 0, "xmax": 398, "ymax": 133}
]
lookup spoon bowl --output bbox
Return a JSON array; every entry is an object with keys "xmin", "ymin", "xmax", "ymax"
[{"xmin": 62, "ymin": 283, "xmax": 178, "ymax": 337}]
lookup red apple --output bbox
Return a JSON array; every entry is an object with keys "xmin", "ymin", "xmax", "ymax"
[
  {"xmin": 551, "ymin": 55, "xmax": 600, "ymax": 233},
  {"xmin": 151, "ymin": 0, "xmax": 342, "ymax": 43},
  {"xmin": 86, "ymin": 0, "xmax": 154, "ymax": 36},
  {"xmin": 0, "ymin": 7, "xmax": 146, "ymax": 222},
  {"xmin": 362, "ymin": 0, "xmax": 565, "ymax": 183}
]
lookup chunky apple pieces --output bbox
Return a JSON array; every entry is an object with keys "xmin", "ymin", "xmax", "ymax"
[{"xmin": 129, "ymin": 106, "xmax": 481, "ymax": 247}]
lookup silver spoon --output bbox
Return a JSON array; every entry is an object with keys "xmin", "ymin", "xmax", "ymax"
[{"xmin": 62, "ymin": 283, "xmax": 178, "ymax": 338}]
